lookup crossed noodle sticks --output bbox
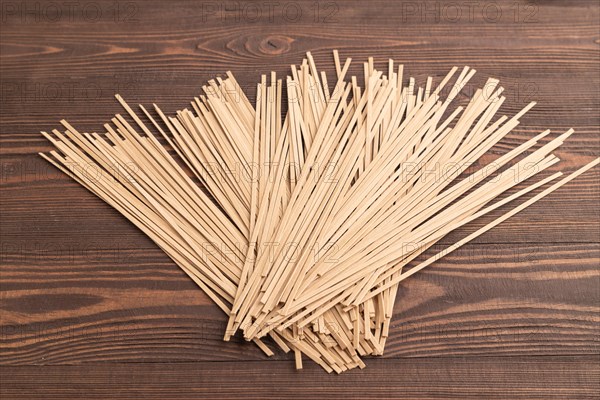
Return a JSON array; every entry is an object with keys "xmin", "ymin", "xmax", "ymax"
[{"xmin": 40, "ymin": 51, "xmax": 599, "ymax": 373}]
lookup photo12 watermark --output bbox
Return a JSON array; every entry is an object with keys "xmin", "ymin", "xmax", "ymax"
[
  {"xmin": 199, "ymin": 1, "xmax": 339, "ymax": 23},
  {"xmin": 398, "ymin": 1, "xmax": 539, "ymax": 24},
  {"xmin": 1, "ymin": 1, "xmax": 139, "ymax": 23}
]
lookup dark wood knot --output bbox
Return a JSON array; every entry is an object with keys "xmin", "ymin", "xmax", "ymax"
[{"xmin": 258, "ymin": 35, "xmax": 292, "ymax": 55}]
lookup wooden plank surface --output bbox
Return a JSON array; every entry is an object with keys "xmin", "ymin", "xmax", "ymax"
[
  {"xmin": 1, "ymin": 0, "xmax": 599, "ymax": 398},
  {"xmin": 2, "ymin": 357, "xmax": 599, "ymax": 400},
  {"xmin": 1, "ymin": 243, "xmax": 599, "ymax": 364}
]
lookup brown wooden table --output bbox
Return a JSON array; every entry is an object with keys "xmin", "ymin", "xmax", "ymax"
[{"xmin": 1, "ymin": 1, "xmax": 599, "ymax": 398}]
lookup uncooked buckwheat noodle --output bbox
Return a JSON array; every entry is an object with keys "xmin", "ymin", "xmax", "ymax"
[{"xmin": 40, "ymin": 51, "xmax": 599, "ymax": 373}]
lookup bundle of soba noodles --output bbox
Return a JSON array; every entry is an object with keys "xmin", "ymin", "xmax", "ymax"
[{"xmin": 40, "ymin": 51, "xmax": 599, "ymax": 373}]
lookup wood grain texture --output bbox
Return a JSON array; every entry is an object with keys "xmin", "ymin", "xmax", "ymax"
[
  {"xmin": 1, "ymin": 243, "xmax": 598, "ymax": 364},
  {"xmin": 1, "ymin": 0, "xmax": 599, "ymax": 398},
  {"xmin": 2, "ymin": 357, "xmax": 599, "ymax": 400}
]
